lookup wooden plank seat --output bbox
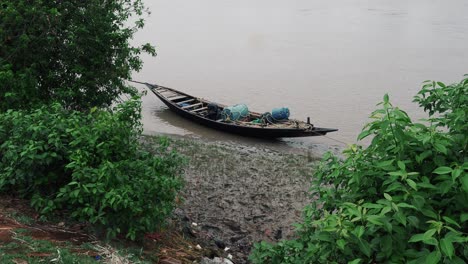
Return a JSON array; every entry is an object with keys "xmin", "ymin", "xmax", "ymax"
[
  {"xmin": 191, "ymin": 107, "xmax": 208, "ymax": 112},
  {"xmin": 162, "ymin": 92, "xmax": 178, "ymax": 97},
  {"xmin": 158, "ymin": 89, "xmax": 175, "ymax": 94},
  {"xmin": 177, "ymin": 99, "xmax": 195, "ymax": 105},
  {"xmin": 154, "ymin": 87, "xmax": 167, "ymax": 92},
  {"xmin": 182, "ymin": 102, "xmax": 202, "ymax": 109},
  {"xmin": 167, "ymin": 95, "xmax": 188, "ymax": 101}
]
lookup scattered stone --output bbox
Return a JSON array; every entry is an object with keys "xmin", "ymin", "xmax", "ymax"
[
  {"xmin": 201, "ymin": 257, "xmax": 234, "ymax": 264},
  {"xmin": 196, "ymin": 244, "xmax": 202, "ymax": 250},
  {"xmin": 274, "ymin": 228, "xmax": 283, "ymax": 240},
  {"xmin": 214, "ymin": 238, "xmax": 226, "ymax": 249},
  {"xmin": 182, "ymin": 226, "xmax": 196, "ymax": 238}
]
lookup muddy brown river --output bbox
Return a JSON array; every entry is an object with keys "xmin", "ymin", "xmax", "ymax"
[{"xmin": 132, "ymin": 0, "xmax": 468, "ymax": 148}]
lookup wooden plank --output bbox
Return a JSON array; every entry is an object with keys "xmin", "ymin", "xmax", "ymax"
[
  {"xmin": 167, "ymin": 95, "xmax": 187, "ymax": 101},
  {"xmin": 181, "ymin": 103, "xmax": 202, "ymax": 109},
  {"xmin": 177, "ymin": 99, "xmax": 195, "ymax": 105},
  {"xmin": 154, "ymin": 86, "xmax": 167, "ymax": 91},
  {"xmin": 158, "ymin": 89, "xmax": 175, "ymax": 94},
  {"xmin": 191, "ymin": 107, "xmax": 208, "ymax": 112},
  {"xmin": 161, "ymin": 92, "xmax": 178, "ymax": 97}
]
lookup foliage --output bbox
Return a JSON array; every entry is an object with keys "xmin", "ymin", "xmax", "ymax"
[
  {"xmin": 0, "ymin": 0, "xmax": 155, "ymax": 111},
  {"xmin": 0, "ymin": 98, "xmax": 183, "ymax": 240},
  {"xmin": 251, "ymin": 76, "xmax": 468, "ymax": 263}
]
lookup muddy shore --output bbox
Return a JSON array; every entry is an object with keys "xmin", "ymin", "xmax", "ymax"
[{"xmin": 142, "ymin": 134, "xmax": 343, "ymax": 263}]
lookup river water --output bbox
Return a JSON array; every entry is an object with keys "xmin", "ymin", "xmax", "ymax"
[{"xmin": 132, "ymin": 0, "xmax": 468, "ymax": 149}]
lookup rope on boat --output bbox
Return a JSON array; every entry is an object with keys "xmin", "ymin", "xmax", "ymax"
[
  {"xmin": 128, "ymin": 80, "xmax": 150, "ymax": 86},
  {"xmin": 322, "ymin": 135, "xmax": 349, "ymax": 146}
]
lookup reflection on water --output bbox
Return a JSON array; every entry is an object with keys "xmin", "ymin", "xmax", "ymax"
[{"xmin": 133, "ymin": 0, "xmax": 468, "ymax": 149}]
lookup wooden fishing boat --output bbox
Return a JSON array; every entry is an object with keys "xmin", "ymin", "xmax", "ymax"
[{"xmin": 140, "ymin": 82, "xmax": 338, "ymax": 138}]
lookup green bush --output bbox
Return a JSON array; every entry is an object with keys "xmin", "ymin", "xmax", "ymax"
[
  {"xmin": 251, "ymin": 76, "xmax": 468, "ymax": 263},
  {"xmin": 0, "ymin": 98, "xmax": 183, "ymax": 240},
  {"xmin": 0, "ymin": 0, "xmax": 155, "ymax": 111}
]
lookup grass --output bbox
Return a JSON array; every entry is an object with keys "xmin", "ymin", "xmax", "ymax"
[
  {"xmin": 0, "ymin": 233, "xmax": 97, "ymax": 264},
  {"xmin": 0, "ymin": 230, "xmax": 155, "ymax": 264},
  {"xmin": 0, "ymin": 205, "xmax": 156, "ymax": 264},
  {"xmin": 0, "ymin": 197, "xmax": 208, "ymax": 264}
]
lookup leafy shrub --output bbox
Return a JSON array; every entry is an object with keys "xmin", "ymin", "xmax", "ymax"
[
  {"xmin": 0, "ymin": 0, "xmax": 155, "ymax": 111},
  {"xmin": 251, "ymin": 76, "xmax": 468, "ymax": 263},
  {"xmin": 0, "ymin": 98, "xmax": 183, "ymax": 240}
]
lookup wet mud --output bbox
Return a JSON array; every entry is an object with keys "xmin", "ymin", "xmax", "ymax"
[{"xmin": 143, "ymin": 135, "xmax": 339, "ymax": 263}]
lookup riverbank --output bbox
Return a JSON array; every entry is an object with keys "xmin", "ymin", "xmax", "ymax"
[
  {"xmin": 0, "ymin": 133, "xmax": 341, "ymax": 264},
  {"xmin": 141, "ymin": 133, "xmax": 342, "ymax": 263}
]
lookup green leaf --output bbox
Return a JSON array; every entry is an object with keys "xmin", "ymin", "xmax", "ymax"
[
  {"xmin": 388, "ymin": 171, "xmax": 405, "ymax": 177},
  {"xmin": 418, "ymin": 182, "xmax": 437, "ymax": 189},
  {"xmin": 416, "ymin": 150, "xmax": 432, "ymax": 163},
  {"xmin": 358, "ymin": 239, "xmax": 371, "ymax": 257},
  {"xmin": 407, "ymin": 216, "xmax": 420, "ymax": 228},
  {"xmin": 376, "ymin": 160, "xmax": 394, "ymax": 167},
  {"xmin": 450, "ymin": 257, "xmax": 468, "ymax": 264},
  {"xmin": 385, "ymin": 182, "xmax": 405, "ymax": 192},
  {"xmin": 421, "ymin": 209, "xmax": 438, "ymax": 219},
  {"xmin": 367, "ymin": 215, "xmax": 384, "ymax": 226},
  {"xmin": 362, "ymin": 203, "xmax": 384, "ymax": 209},
  {"xmin": 440, "ymin": 238, "xmax": 454, "ymax": 259},
  {"xmin": 337, "ymin": 239, "xmax": 346, "ymax": 250},
  {"xmin": 348, "ymin": 259, "xmax": 362, "ymax": 264},
  {"xmin": 397, "ymin": 160, "xmax": 406, "ymax": 170},
  {"xmin": 434, "ymin": 143, "xmax": 447, "ymax": 154},
  {"xmin": 357, "ymin": 130, "xmax": 371, "ymax": 140},
  {"xmin": 432, "ymin": 166, "xmax": 452, "ymax": 175},
  {"xmin": 381, "ymin": 235, "xmax": 392, "ymax": 257},
  {"xmin": 381, "ymin": 206, "xmax": 392, "ymax": 215},
  {"xmin": 461, "ymin": 213, "xmax": 468, "ymax": 223},
  {"xmin": 461, "ymin": 174, "xmax": 468, "ymax": 193},
  {"xmin": 394, "ymin": 211, "xmax": 407, "ymax": 226},
  {"xmin": 438, "ymin": 180, "xmax": 453, "ymax": 194},
  {"xmin": 354, "ymin": 226, "xmax": 365, "ymax": 238},
  {"xmin": 406, "ymin": 179, "xmax": 417, "ymax": 190},
  {"xmin": 423, "ymin": 237, "xmax": 438, "ymax": 246},
  {"xmin": 383, "ymin": 193, "xmax": 392, "ymax": 201},
  {"xmin": 451, "ymin": 168, "xmax": 462, "ymax": 181},
  {"xmin": 317, "ymin": 232, "xmax": 332, "ymax": 242},
  {"xmin": 425, "ymin": 251, "xmax": 441, "ymax": 264},
  {"xmin": 423, "ymin": 229, "xmax": 436, "ymax": 240},
  {"xmin": 412, "ymin": 196, "xmax": 425, "ymax": 209},
  {"xmin": 442, "ymin": 216, "xmax": 460, "ymax": 228},
  {"xmin": 409, "ymin": 234, "xmax": 424, "ymax": 243},
  {"xmin": 397, "ymin": 203, "xmax": 416, "ymax": 209},
  {"xmin": 383, "ymin": 94, "xmax": 389, "ymax": 103},
  {"xmin": 436, "ymin": 81, "xmax": 446, "ymax": 88}
]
